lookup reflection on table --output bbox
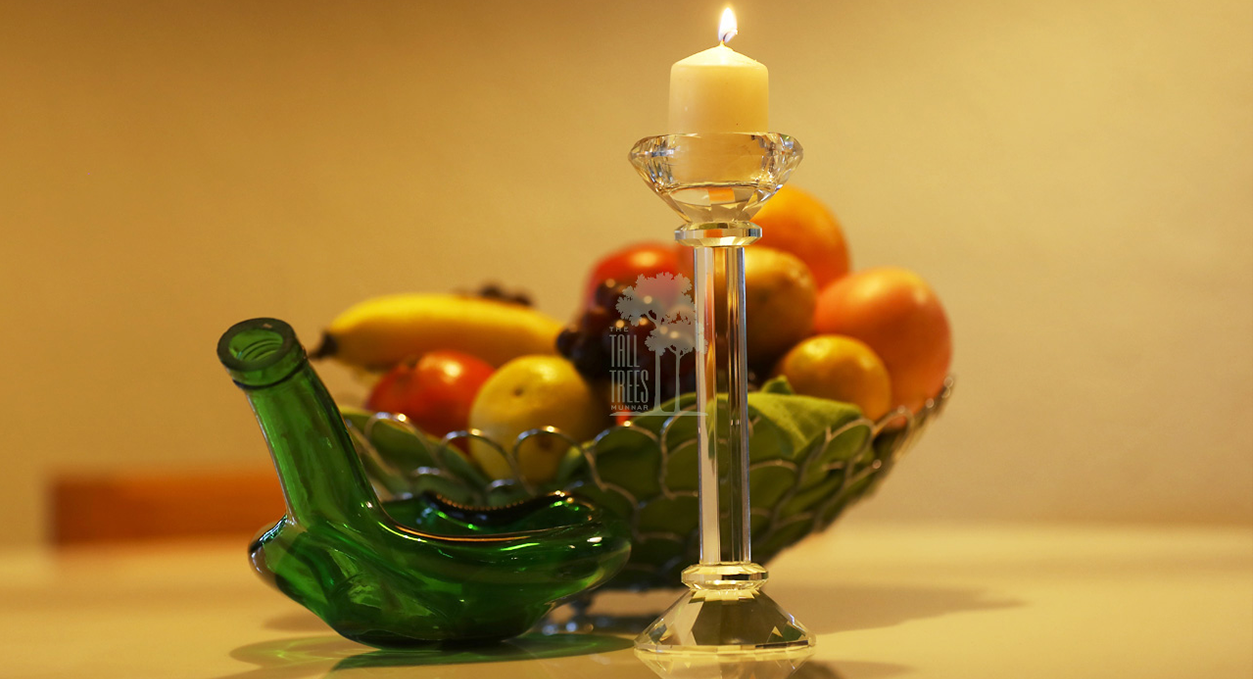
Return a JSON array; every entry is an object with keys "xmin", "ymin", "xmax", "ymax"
[{"xmin": 1, "ymin": 523, "xmax": 1248, "ymax": 678}]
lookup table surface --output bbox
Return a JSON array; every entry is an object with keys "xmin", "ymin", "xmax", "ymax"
[{"xmin": 2, "ymin": 523, "xmax": 1250, "ymax": 679}]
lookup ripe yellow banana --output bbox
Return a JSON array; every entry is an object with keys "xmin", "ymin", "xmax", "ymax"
[{"xmin": 313, "ymin": 293, "xmax": 561, "ymax": 370}]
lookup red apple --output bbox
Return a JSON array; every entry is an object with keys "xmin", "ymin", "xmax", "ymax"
[
  {"xmin": 581, "ymin": 241, "xmax": 692, "ymax": 309},
  {"xmin": 366, "ymin": 351, "xmax": 495, "ymax": 438}
]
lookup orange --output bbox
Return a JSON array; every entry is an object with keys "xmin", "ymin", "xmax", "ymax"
[
  {"xmin": 716, "ymin": 247, "xmax": 818, "ymax": 368},
  {"xmin": 773, "ymin": 335, "xmax": 893, "ymax": 420},
  {"xmin": 752, "ymin": 186, "xmax": 850, "ymax": 288},
  {"xmin": 813, "ymin": 267, "xmax": 951, "ymax": 413},
  {"xmin": 742, "ymin": 247, "xmax": 817, "ymax": 365}
]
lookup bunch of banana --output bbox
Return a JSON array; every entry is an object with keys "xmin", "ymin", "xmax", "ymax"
[{"xmin": 313, "ymin": 293, "xmax": 561, "ymax": 371}]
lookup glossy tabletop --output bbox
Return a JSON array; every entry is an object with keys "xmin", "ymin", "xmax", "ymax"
[{"xmin": 2, "ymin": 523, "xmax": 1249, "ymax": 679}]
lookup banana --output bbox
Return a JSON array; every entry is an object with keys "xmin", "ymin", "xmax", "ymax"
[{"xmin": 313, "ymin": 293, "xmax": 561, "ymax": 370}]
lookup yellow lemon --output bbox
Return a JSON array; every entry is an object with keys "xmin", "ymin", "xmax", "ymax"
[
  {"xmin": 468, "ymin": 356, "xmax": 609, "ymax": 484},
  {"xmin": 773, "ymin": 335, "xmax": 893, "ymax": 420}
]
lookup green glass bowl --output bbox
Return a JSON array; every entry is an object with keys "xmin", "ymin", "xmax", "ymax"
[{"xmin": 343, "ymin": 378, "xmax": 953, "ymax": 592}]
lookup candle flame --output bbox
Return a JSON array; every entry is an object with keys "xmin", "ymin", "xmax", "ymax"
[{"xmin": 718, "ymin": 8, "xmax": 738, "ymax": 44}]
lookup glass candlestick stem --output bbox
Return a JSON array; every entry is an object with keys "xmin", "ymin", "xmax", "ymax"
[{"xmin": 628, "ymin": 133, "xmax": 813, "ymax": 655}]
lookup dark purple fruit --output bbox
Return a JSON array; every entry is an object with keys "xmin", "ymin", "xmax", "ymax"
[{"xmin": 557, "ymin": 280, "xmax": 699, "ymax": 405}]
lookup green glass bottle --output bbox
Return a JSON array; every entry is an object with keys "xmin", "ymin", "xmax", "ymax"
[{"xmin": 217, "ymin": 318, "xmax": 631, "ymax": 647}]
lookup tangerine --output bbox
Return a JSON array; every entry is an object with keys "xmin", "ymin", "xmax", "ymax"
[{"xmin": 774, "ymin": 335, "xmax": 893, "ymax": 420}]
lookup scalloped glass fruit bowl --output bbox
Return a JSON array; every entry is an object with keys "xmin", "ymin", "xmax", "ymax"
[{"xmin": 342, "ymin": 377, "xmax": 952, "ymax": 592}]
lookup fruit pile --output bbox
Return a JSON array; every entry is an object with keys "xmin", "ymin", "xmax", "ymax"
[
  {"xmin": 313, "ymin": 187, "xmax": 953, "ymax": 588},
  {"xmin": 317, "ymin": 186, "xmax": 951, "ymax": 479}
]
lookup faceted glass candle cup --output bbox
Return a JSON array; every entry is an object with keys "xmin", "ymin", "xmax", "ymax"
[{"xmin": 628, "ymin": 132, "xmax": 803, "ymax": 226}]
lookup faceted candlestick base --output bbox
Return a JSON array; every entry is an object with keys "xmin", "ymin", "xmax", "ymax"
[
  {"xmin": 635, "ymin": 563, "xmax": 813, "ymax": 655},
  {"xmin": 637, "ymin": 643, "xmax": 815, "ymax": 679}
]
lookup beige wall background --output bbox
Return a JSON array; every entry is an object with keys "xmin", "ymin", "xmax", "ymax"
[{"xmin": 2, "ymin": 0, "xmax": 1250, "ymax": 546}]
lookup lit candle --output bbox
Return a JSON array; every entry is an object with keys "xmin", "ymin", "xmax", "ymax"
[{"xmin": 668, "ymin": 8, "xmax": 769, "ymax": 134}]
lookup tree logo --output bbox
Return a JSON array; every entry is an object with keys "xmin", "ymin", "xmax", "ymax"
[{"xmin": 608, "ymin": 272, "xmax": 703, "ymax": 416}]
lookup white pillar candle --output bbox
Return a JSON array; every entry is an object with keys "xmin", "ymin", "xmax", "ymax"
[{"xmin": 668, "ymin": 9, "xmax": 769, "ymax": 134}]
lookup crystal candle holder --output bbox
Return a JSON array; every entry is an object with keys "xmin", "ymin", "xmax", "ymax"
[{"xmin": 627, "ymin": 132, "xmax": 813, "ymax": 655}]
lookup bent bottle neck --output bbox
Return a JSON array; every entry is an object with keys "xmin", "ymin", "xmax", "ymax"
[{"xmin": 220, "ymin": 318, "xmax": 380, "ymax": 527}]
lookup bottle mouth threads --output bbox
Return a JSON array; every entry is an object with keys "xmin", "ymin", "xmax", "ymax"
[{"xmin": 218, "ymin": 318, "xmax": 306, "ymax": 388}]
